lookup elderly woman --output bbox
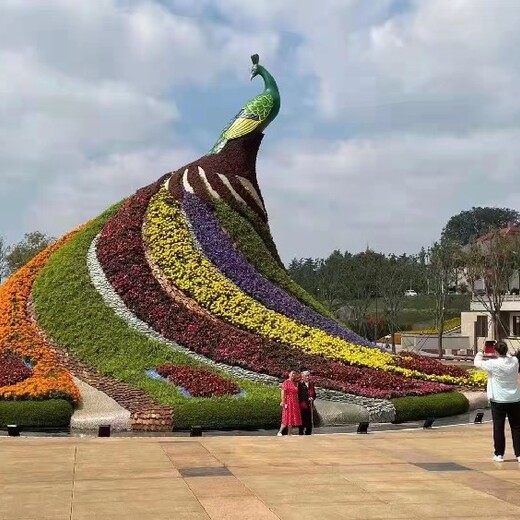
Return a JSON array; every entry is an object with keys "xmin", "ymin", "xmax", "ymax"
[{"xmin": 277, "ymin": 370, "xmax": 302, "ymax": 436}]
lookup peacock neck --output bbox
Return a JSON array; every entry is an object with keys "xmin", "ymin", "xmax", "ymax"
[{"xmin": 258, "ymin": 66, "xmax": 278, "ymax": 95}]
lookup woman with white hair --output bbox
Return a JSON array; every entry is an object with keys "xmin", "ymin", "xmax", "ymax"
[{"xmin": 298, "ymin": 369, "xmax": 316, "ymax": 435}]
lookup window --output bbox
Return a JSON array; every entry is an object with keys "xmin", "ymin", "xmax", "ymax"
[
  {"xmin": 512, "ymin": 315, "xmax": 520, "ymax": 337},
  {"xmin": 475, "ymin": 316, "xmax": 488, "ymax": 337}
]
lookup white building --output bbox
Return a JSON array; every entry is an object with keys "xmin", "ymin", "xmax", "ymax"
[{"xmin": 460, "ymin": 224, "xmax": 520, "ymax": 353}]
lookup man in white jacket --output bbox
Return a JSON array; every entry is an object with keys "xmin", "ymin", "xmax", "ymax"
[{"xmin": 474, "ymin": 341, "xmax": 520, "ymax": 462}]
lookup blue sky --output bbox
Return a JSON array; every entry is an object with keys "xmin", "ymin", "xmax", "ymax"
[{"xmin": 2, "ymin": 0, "xmax": 520, "ymax": 262}]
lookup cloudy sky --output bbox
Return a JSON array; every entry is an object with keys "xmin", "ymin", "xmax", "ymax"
[{"xmin": 2, "ymin": 0, "xmax": 520, "ymax": 262}]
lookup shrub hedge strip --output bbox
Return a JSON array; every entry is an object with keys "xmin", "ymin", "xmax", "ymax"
[
  {"xmin": 391, "ymin": 391, "xmax": 470, "ymax": 423},
  {"xmin": 0, "ymin": 399, "xmax": 73, "ymax": 428},
  {"xmin": 32, "ymin": 201, "xmax": 281, "ymax": 430}
]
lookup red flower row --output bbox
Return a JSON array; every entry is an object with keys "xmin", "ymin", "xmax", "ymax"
[
  {"xmin": 396, "ymin": 352, "xmax": 468, "ymax": 378},
  {"xmin": 156, "ymin": 365, "xmax": 241, "ymax": 397},
  {"xmin": 95, "ymin": 180, "xmax": 451, "ymax": 399},
  {"xmin": 0, "ymin": 351, "xmax": 32, "ymax": 387}
]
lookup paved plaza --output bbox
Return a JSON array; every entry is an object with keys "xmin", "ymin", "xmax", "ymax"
[{"xmin": 1, "ymin": 423, "xmax": 520, "ymax": 520}]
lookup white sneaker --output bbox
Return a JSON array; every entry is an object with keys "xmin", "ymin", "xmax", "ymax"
[
  {"xmin": 517, "ymin": 456, "xmax": 520, "ymax": 463},
  {"xmin": 277, "ymin": 432, "xmax": 283, "ymax": 436},
  {"xmin": 493, "ymin": 455, "xmax": 504, "ymax": 462}
]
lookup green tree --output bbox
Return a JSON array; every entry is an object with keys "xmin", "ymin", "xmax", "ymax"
[
  {"xmin": 6, "ymin": 231, "xmax": 55, "ymax": 275},
  {"xmin": 442, "ymin": 207, "xmax": 520, "ymax": 246},
  {"xmin": 0, "ymin": 236, "xmax": 7, "ymax": 283},
  {"xmin": 382, "ymin": 255, "xmax": 413, "ymax": 353},
  {"xmin": 427, "ymin": 240, "xmax": 459, "ymax": 358}
]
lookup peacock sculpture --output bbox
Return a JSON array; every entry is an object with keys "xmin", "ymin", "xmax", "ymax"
[
  {"xmin": 0, "ymin": 53, "xmax": 484, "ymax": 434},
  {"xmin": 209, "ymin": 54, "xmax": 280, "ymax": 155}
]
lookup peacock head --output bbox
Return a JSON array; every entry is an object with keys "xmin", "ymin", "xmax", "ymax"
[{"xmin": 250, "ymin": 53, "xmax": 260, "ymax": 81}]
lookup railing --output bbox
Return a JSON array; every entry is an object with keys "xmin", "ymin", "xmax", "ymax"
[{"xmin": 471, "ymin": 294, "xmax": 520, "ymax": 302}]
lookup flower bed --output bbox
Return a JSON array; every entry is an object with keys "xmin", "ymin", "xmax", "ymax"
[
  {"xmin": 144, "ymin": 187, "xmax": 483, "ymax": 387},
  {"xmin": 155, "ymin": 365, "xmax": 241, "ymax": 397},
  {"xmin": 396, "ymin": 352, "xmax": 468, "ymax": 378},
  {"xmin": 212, "ymin": 199, "xmax": 333, "ymax": 319},
  {"xmin": 183, "ymin": 192, "xmax": 371, "ymax": 346},
  {"xmin": 0, "ymin": 351, "xmax": 32, "ymax": 387},
  {"xmin": 95, "ymin": 183, "xmax": 464, "ymax": 397},
  {"xmin": 0, "ymin": 230, "xmax": 81, "ymax": 402},
  {"xmin": 31, "ymin": 193, "xmax": 282, "ymax": 430}
]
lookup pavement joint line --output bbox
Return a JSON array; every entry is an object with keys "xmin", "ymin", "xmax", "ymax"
[
  {"xmin": 69, "ymin": 445, "xmax": 77, "ymax": 520},
  {"xmin": 317, "ymin": 419, "xmax": 494, "ymax": 435}
]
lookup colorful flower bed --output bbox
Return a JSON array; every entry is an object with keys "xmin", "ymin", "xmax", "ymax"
[
  {"xmin": 0, "ymin": 231, "xmax": 81, "ymax": 402},
  {"xmin": 155, "ymin": 365, "xmax": 241, "ymax": 397},
  {"xmin": 31, "ymin": 194, "xmax": 282, "ymax": 430},
  {"xmin": 0, "ymin": 351, "xmax": 32, "ymax": 387},
  {"xmin": 95, "ymin": 183, "xmax": 472, "ymax": 397},
  {"xmin": 144, "ymin": 187, "xmax": 483, "ymax": 387},
  {"xmin": 396, "ymin": 352, "xmax": 468, "ymax": 378},
  {"xmin": 183, "ymin": 192, "xmax": 371, "ymax": 346},
  {"xmin": 212, "ymin": 199, "xmax": 333, "ymax": 319}
]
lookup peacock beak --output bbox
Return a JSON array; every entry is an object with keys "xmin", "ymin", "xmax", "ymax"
[{"xmin": 250, "ymin": 73, "xmax": 254, "ymax": 81}]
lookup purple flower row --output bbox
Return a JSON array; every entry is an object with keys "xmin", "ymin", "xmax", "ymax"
[{"xmin": 182, "ymin": 192, "xmax": 373, "ymax": 347}]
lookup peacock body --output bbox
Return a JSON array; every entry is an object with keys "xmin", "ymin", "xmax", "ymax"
[{"xmin": 209, "ymin": 54, "xmax": 280, "ymax": 155}]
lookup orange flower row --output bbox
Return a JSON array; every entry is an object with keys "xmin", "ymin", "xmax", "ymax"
[{"xmin": 0, "ymin": 226, "xmax": 85, "ymax": 402}]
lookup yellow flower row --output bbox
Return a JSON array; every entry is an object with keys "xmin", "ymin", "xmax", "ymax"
[{"xmin": 144, "ymin": 188, "xmax": 484, "ymax": 387}]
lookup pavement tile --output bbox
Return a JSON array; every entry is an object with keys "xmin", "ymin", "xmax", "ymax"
[
  {"xmin": 271, "ymin": 503, "xmax": 414, "ymax": 520},
  {"xmin": 71, "ymin": 498, "xmax": 206, "ymax": 519},
  {"xmin": 398, "ymin": 497, "xmax": 520, "ymax": 517},
  {"xmin": 198, "ymin": 496, "xmax": 279, "ymax": 519},
  {"xmin": 186, "ymin": 476, "xmax": 253, "ymax": 497}
]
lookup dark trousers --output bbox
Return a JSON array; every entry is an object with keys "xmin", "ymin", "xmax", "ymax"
[
  {"xmin": 299, "ymin": 406, "xmax": 312, "ymax": 435},
  {"xmin": 490, "ymin": 400, "xmax": 520, "ymax": 456}
]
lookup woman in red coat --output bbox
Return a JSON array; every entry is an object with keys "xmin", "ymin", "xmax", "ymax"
[{"xmin": 277, "ymin": 370, "xmax": 302, "ymax": 436}]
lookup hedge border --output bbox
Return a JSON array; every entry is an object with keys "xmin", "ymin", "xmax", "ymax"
[
  {"xmin": 0, "ymin": 399, "xmax": 73, "ymax": 428},
  {"xmin": 391, "ymin": 391, "xmax": 470, "ymax": 423}
]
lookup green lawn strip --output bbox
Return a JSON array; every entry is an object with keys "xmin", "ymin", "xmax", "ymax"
[
  {"xmin": 391, "ymin": 391, "xmax": 469, "ymax": 423},
  {"xmin": 32, "ymin": 204, "xmax": 280, "ymax": 430},
  {"xmin": 214, "ymin": 199, "xmax": 334, "ymax": 319},
  {"xmin": 0, "ymin": 399, "xmax": 73, "ymax": 428}
]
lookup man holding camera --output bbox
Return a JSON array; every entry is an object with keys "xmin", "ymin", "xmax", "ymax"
[{"xmin": 474, "ymin": 341, "xmax": 520, "ymax": 462}]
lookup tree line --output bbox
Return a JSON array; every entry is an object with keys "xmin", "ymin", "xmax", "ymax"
[
  {"xmin": 288, "ymin": 206, "xmax": 520, "ymax": 352},
  {"xmin": 0, "ymin": 231, "xmax": 55, "ymax": 283}
]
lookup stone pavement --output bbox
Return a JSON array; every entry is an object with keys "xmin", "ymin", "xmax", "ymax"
[{"xmin": 1, "ymin": 423, "xmax": 520, "ymax": 520}]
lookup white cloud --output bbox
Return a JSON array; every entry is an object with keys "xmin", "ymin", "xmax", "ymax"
[
  {"xmin": 2, "ymin": 0, "xmax": 520, "ymax": 265},
  {"xmin": 260, "ymin": 129, "xmax": 520, "ymax": 260},
  {"xmin": 0, "ymin": 0, "xmax": 278, "ymax": 244},
  {"xmin": 24, "ymin": 146, "xmax": 195, "ymax": 239}
]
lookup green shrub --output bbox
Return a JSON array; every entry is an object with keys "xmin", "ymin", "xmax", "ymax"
[
  {"xmin": 32, "ymin": 204, "xmax": 281, "ymax": 430},
  {"xmin": 392, "ymin": 391, "xmax": 469, "ymax": 423},
  {"xmin": 214, "ymin": 200, "xmax": 334, "ymax": 319},
  {"xmin": 0, "ymin": 399, "xmax": 73, "ymax": 428}
]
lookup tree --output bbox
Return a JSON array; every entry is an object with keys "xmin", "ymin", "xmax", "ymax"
[
  {"xmin": 442, "ymin": 207, "xmax": 520, "ymax": 246},
  {"xmin": 314, "ymin": 250, "xmax": 348, "ymax": 309},
  {"xmin": 462, "ymin": 229, "xmax": 520, "ymax": 342},
  {"xmin": 5, "ymin": 231, "xmax": 55, "ymax": 275},
  {"xmin": 0, "ymin": 236, "xmax": 7, "ymax": 283},
  {"xmin": 381, "ymin": 256, "xmax": 409, "ymax": 353},
  {"xmin": 427, "ymin": 240, "xmax": 459, "ymax": 358},
  {"xmin": 345, "ymin": 250, "xmax": 386, "ymax": 339}
]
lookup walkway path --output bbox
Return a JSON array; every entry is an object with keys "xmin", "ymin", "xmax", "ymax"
[
  {"xmin": 70, "ymin": 377, "xmax": 131, "ymax": 432},
  {"xmin": 1, "ymin": 423, "xmax": 520, "ymax": 519}
]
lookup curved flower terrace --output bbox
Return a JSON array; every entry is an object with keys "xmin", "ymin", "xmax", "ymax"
[{"xmin": 0, "ymin": 54, "xmax": 486, "ymax": 431}]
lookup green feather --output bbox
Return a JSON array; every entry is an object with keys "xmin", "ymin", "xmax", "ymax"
[{"xmin": 209, "ymin": 58, "xmax": 280, "ymax": 155}]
